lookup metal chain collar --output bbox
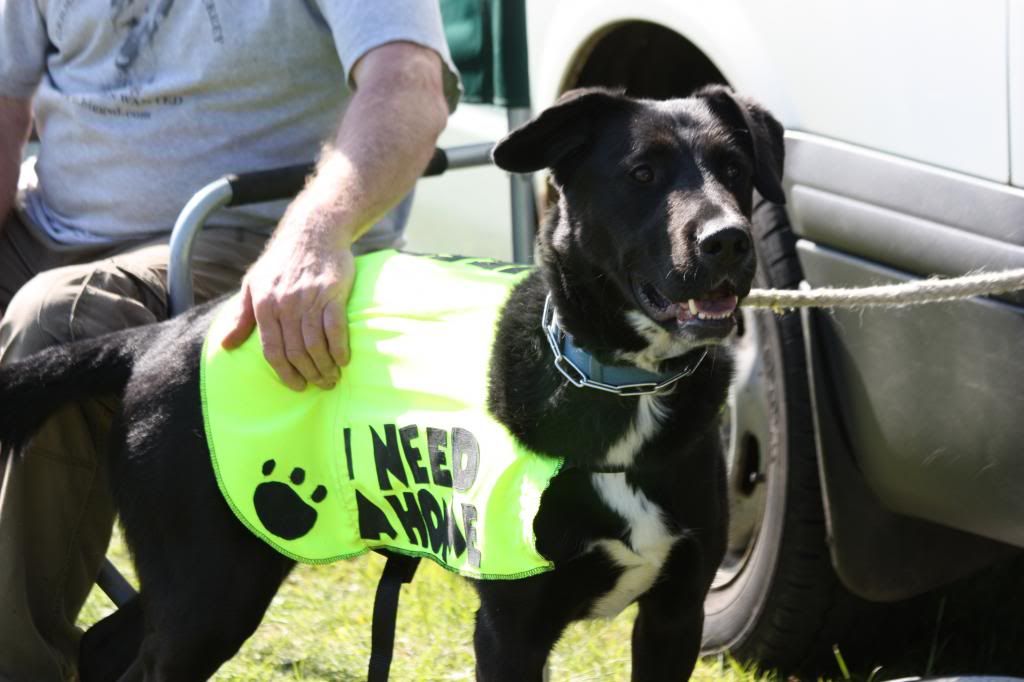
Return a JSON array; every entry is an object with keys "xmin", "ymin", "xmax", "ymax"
[{"xmin": 541, "ymin": 294, "xmax": 708, "ymax": 397}]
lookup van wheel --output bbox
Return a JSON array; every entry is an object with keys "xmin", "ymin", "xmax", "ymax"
[{"xmin": 701, "ymin": 198, "xmax": 873, "ymax": 670}]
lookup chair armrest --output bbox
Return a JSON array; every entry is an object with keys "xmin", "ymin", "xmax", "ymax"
[
  {"xmin": 222, "ymin": 149, "xmax": 449, "ymax": 208},
  {"xmin": 166, "ymin": 148, "xmax": 456, "ymax": 317}
]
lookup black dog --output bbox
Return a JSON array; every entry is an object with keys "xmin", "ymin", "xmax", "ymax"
[{"xmin": 0, "ymin": 85, "xmax": 783, "ymax": 681}]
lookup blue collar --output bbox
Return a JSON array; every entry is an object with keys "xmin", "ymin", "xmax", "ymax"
[
  {"xmin": 541, "ymin": 294, "xmax": 707, "ymax": 396},
  {"xmin": 560, "ymin": 332, "xmax": 672, "ymax": 386}
]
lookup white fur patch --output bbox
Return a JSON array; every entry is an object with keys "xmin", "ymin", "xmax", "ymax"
[
  {"xmin": 602, "ymin": 394, "xmax": 668, "ymax": 468},
  {"xmin": 588, "ymin": 397, "xmax": 677, "ymax": 618},
  {"xmin": 619, "ymin": 311, "xmax": 699, "ymax": 372},
  {"xmin": 619, "ymin": 310, "xmax": 724, "ymax": 372},
  {"xmin": 589, "ymin": 474, "xmax": 676, "ymax": 618}
]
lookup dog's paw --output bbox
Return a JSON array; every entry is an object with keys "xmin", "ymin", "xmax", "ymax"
[{"xmin": 252, "ymin": 459, "xmax": 328, "ymax": 540}]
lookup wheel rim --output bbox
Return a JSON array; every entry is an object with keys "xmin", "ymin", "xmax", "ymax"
[{"xmin": 712, "ymin": 309, "xmax": 773, "ymax": 590}]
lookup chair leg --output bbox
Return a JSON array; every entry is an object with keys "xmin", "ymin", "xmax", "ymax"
[
  {"xmin": 80, "ymin": 592, "xmax": 145, "ymax": 682},
  {"xmin": 97, "ymin": 556, "xmax": 137, "ymax": 606},
  {"xmin": 507, "ymin": 107, "xmax": 537, "ymax": 264}
]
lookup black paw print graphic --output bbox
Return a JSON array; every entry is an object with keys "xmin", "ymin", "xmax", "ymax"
[{"xmin": 253, "ymin": 459, "xmax": 327, "ymax": 540}]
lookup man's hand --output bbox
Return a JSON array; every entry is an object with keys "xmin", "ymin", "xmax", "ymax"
[
  {"xmin": 220, "ymin": 230, "xmax": 353, "ymax": 391},
  {"xmin": 217, "ymin": 41, "xmax": 449, "ymax": 391}
]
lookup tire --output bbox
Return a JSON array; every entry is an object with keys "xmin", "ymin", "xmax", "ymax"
[
  {"xmin": 700, "ymin": 197, "xmax": 876, "ymax": 671},
  {"xmin": 701, "ymin": 199, "xmax": 1024, "ymax": 674}
]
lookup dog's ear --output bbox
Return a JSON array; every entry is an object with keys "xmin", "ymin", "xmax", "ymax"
[
  {"xmin": 491, "ymin": 87, "xmax": 630, "ymax": 174},
  {"xmin": 694, "ymin": 84, "xmax": 786, "ymax": 204}
]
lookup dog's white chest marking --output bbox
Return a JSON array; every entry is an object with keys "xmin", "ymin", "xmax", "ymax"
[
  {"xmin": 602, "ymin": 394, "xmax": 669, "ymax": 468},
  {"xmin": 589, "ymin": 396, "xmax": 677, "ymax": 618}
]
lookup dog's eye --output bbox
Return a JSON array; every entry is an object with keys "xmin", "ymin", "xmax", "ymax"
[
  {"xmin": 725, "ymin": 163, "xmax": 741, "ymax": 180},
  {"xmin": 630, "ymin": 165, "xmax": 654, "ymax": 184}
]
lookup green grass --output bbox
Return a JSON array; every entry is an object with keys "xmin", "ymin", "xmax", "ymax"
[
  {"xmin": 87, "ymin": 526, "xmax": 1024, "ymax": 680},
  {"xmin": 79, "ymin": 529, "xmax": 779, "ymax": 681}
]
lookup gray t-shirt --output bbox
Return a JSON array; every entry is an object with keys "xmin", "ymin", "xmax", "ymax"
[{"xmin": 0, "ymin": 0, "xmax": 460, "ymax": 248}]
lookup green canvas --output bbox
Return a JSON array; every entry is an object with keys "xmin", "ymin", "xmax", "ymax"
[{"xmin": 441, "ymin": 0, "xmax": 531, "ymax": 108}]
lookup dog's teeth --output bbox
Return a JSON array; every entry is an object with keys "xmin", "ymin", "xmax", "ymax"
[{"xmin": 688, "ymin": 299, "xmax": 698, "ymax": 315}]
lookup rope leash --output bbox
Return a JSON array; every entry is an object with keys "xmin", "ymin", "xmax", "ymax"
[{"xmin": 744, "ymin": 268, "xmax": 1024, "ymax": 312}]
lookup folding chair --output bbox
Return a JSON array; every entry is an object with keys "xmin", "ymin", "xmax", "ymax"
[{"xmin": 94, "ymin": 4, "xmax": 538, "ymax": 668}]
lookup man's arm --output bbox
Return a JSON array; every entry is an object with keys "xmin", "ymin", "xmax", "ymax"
[
  {"xmin": 0, "ymin": 95, "xmax": 33, "ymax": 226},
  {"xmin": 220, "ymin": 41, "xmax": 450, "ymax": 391}
]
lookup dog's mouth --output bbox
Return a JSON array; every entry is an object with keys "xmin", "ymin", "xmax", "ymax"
[{"xmin": 633, "ymin": 277, "xmax": 740, "ymax": 337}]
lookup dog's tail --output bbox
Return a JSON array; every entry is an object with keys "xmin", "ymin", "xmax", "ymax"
[{"xmin": 0, "ymin": 330, "xmax": 140, "ymax": 458}]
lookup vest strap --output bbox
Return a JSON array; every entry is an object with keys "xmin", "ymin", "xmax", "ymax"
[{"xmin": 367, "ymin": 552, "xmax": 421, "ymax": 682}]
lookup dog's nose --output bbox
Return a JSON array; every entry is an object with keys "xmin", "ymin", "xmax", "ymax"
[{"xmin": 697, "ymin": 225, "xmax": 752, "ymax": 268}]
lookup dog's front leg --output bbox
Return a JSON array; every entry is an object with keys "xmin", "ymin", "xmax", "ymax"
[
  {"xmin": 473, "ymin": 579, "xmax": 565, "ymax": 682},
  {"xmin": 631, "ymin": 594, "xmax": 704, "ymax": 681},
  {"xmin": 472, "ymin": 604, "xmax": 551, "ymax": 681},
  {"xmin": 630, "ymin": 543, "xmax": 710, "ymax": 681}
]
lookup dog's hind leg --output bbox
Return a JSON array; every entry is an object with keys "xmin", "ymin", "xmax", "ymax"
[
  {"xmin": 473, "ymin": 607, "xmax": 554, "ymax": 682},
  {"xmin": 130, "ymin": 539, "xmax": 294, "ymax": 681},
  {"xmin": 120, "ymin": 465, "xmax": 294, "ymax": 677},
  {"xmin": 100, "ymin": 356, "xmax": 295, "ymax": 678},
  {"xmin": 473, "ymin": 577, "xmax": 571, "ymax": 682},
  {"xmin": 79, "ymin": 593, "xmax": 145, "ymax": 682}
]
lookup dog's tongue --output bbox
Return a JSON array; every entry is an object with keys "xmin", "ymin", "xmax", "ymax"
[
  {"xmin": 695, "ymin": 295, "xmax": 738, "ymax": 316},
  {"xmin": 677, "ymin": 294, "xmax": 739, "ymax": 321}
]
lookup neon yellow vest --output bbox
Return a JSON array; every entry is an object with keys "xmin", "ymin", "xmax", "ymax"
[{"xmin": 201, "ymin": 251, "xmax": 562, "ymax": 580}]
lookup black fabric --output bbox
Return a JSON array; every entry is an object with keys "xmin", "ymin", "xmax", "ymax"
[{"xmin": 367, "ymin": 552, "xmax": 421, "ymax": 682}]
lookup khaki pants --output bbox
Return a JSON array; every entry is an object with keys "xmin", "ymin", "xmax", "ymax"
[{"xmin": 0, "ymin": 209, "xmax": 266, "ymax": 682}]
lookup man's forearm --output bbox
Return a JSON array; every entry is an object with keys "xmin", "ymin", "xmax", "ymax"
[
  {"xmin": 0, "ymin": 95, "xmax": 33, "ymax": 223},
  {"xmin": 218, "ymin": 43, "xmax": 451, "ymax": 390},
  {"xmin": 276, "ymin": 43, "xmax": 450, "ymax": 250}
]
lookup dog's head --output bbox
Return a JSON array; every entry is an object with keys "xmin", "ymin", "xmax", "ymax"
[{"xmin": 493, "ymin": 85, "xmax": 784, "ymax": 369}]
